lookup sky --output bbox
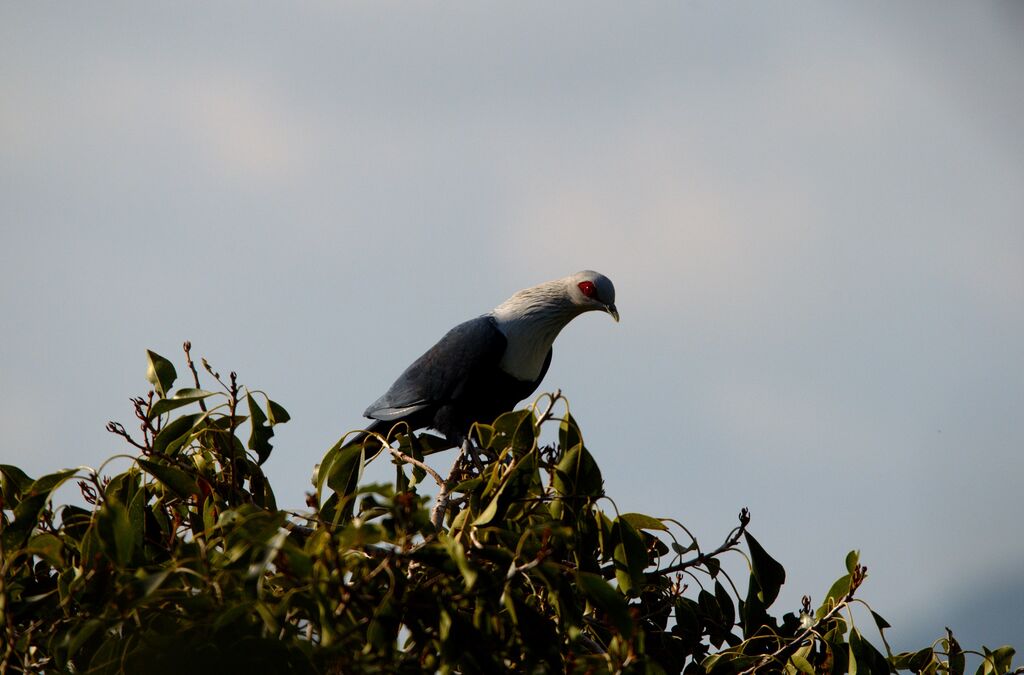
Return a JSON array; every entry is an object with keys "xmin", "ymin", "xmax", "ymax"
[{"xmin": 2, "ymin": 2, "xmax": 1022, "ymax": 655}]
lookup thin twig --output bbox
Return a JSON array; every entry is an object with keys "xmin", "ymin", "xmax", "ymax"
[
  {"xmin": 430, "ymin": 438, "xmax": 472, "ymax": 530},
  {"xmin": 385, "ymin": 444, "xmax": 444, "ymax": 488},
  {"xmin": 106, "ymin": 421, "xmax": 147, "ymax": 452},
  {"xmin": 655, "ymin": 508, "xmax": 750, "ymax": 576},
  {"xmin": 534, "ymin": 389, "xmax": 562, "ymax": 426},
  {"xmin": 505, "ymin": 553, "xmax": 546, "ymax": 581},
  {"xmin": 183, "ymin": 341, "xmax": 208, "ymax": 412}
]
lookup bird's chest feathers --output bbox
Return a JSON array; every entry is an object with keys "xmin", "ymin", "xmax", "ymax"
[{"xmin": 496, "ymin": 320, "xmax": 561, "ymax": 382}]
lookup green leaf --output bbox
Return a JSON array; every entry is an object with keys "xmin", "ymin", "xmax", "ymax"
[
  {"xmin": 108, "ymin": 499, "xmax": 135, "ymax": 566},
  {"xmin": 267, "ymin": 399, "xmax": 291, "ymax": 425},
  {"xmin": 152, "ymin": 412, "xmax": 204, "ymax": 455},
  {"xmin": 612, "ymin": 517, "xmax": 648, "ymax": 597},
  {"xmin": 413, "ymin": 432, "xmax": 451, "ymax": 456},
  {"xmin": 896, "ymin": 647, "xmax": 935, "ymax": 671},
  {"xmin": 137, "ymin": 459, "xmax": 199, "ymax": 499},
  {"xmin": 977, "ymin": 647, "xmax": 995, "ymax": 675},
  {"xmin": 28, "ymin": 468, "xmax": 79, "ymax": 496},
  {"xmin": 145, "ymin": 349, "xmax": 177, "ymax": 397},
  {"xmin": 552, "ymin": 443, "xmax": 604, "ymax": 498},
  {"xmin": 148, "ymin": 388, "xmax": 216, "ymax": 418},
  {"xmin": 254, "ymin": 601, "xmax": 279, "ymax": 634},
  {"xmin": 558, "ymin": 412, "xmax": 583, "ymax": 451},
  {"xmin": 0, "ymin": 464, "xmax": 34, "ymax": 506},
  {"xmin": 745, "ymin": 532, "xmax": 786, "ymax": 606},
  {"xmin": 67, "ymin": 618, "xmax": 105, "ymax": 660},
  {"xmin": 26, "ymin": 532, "xmax": 64, "ymax": 566},
  {"xmin": 2, "ymin": 470, "xmax": 78, "ymax": 550},
  {"xmin": 472, "ymin": 484, "xmax": 505, "ymax": 527},
  {"xmin": 127, "ymin": 479, "xmax": 146, "ymax": 546},
  {"xmin": 134, "ymin": 568, "xmax": 172, "ymax": 601},
  {"xmin": 697, "ymin": 589, "xmax": 727, "ymax": 648},
  {"xmin": 849, "ymin": 627, "xmax": 891, "ymax": 675},
  {"xmin": 947, "ymin": 632, "xmax": 965, "ymax": 675},
  {"xmin": 671, "ymin": 541, "xmax": 695, "ymax": 555},
  {"xmin": 620, "ymin": 512, "xmax": 669, "ymax": 532},
  {"xmin": 325, "ymin": 443, "xmax": 364, "ymax": 502},
  {"xmin": 395, "ymin": 434, "xmax": 427, "ymax": 485},
  {"xmin": 408, "ymin": 439, "xmax": 426, "ymax": 485},
  {"xmin": 473, "ymin": 449, "xmax": 538, "ymax": 526},
  {"xmin": 367, "ymin": 598, "xmax": 398, "ymax": 651},
  {"xmin": 471, "ymin": 422, "xmax": 495, "ymax": 449},
  {"xmin": 702, "ymin": 654, "xmax": 724, "ymax": 673},
  {"xmin": 247, "ymin": 392, "xmax": 274, "ymax": 464},
  {"xmin": 594, "ymin": 509, "xmax": 614, "ymax": 559},
  {"xmin": 576, "ymin": 571, "xmax": 633, "ymax": 635},
  {"xmin": 790, "ymin": 652, "xmax": 815, "ymax": 674},
  {"xmin": 818, "ymin": 573, "xmax": 851, "ymax": 617},
  {"xmin": 846, "ymin": 549, "xmax": 860, "ymax": 574},
  {"xmin": 445, "ymin": 536, "xmax": 478, "ymax": 591},
  {"xmin": 715, "ymin": 579, "xmax": 736, "ymax": 631},
  {"xmin": 488, "ymin": 409, "xmax": 535, "ymax": 455},
  {"xmin": 987, "ymin": 646, "xmax": 1016, "ymax": 674}
]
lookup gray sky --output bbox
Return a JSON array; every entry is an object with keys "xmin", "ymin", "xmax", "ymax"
[{"xmin": 2, "ymin": 2, "xmax": 1022, "ymax": 653}]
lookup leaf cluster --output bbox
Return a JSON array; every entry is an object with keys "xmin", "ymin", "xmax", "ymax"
[{"xmin": 1, "ymin": 346, "xmax": 1019, "ymax": 674}]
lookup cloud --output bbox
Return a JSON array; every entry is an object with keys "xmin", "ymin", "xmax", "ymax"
[
  {"xmin": 175, "ymin": 74, "xmax": 312, "ymax": 183},
  {"xmin": 1, "ymin": 56, "xmax": 314, "ymax": 186}
]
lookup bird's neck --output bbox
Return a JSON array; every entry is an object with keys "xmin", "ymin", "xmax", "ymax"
[{"xmin": 491, "ymin": 284, "xmax": 579, "ymax": 381}]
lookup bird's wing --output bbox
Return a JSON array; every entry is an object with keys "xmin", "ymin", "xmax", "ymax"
[{"xmin": 363, "ymin": 315, "xmax": 508, "ymax": 421}]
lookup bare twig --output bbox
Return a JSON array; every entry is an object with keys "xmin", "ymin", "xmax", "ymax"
[
  {"xmin": 385, "ymin": 443, "xmax": 444, "ymax": 488},
  {"xmin": 652, "ymin": 508, "xmax": 750, "ymax": 577},
  {"xmin": 431, "ymin": 438, "xmax": 474, "ymax": 530},
  {"xmin": 534, "ymin": 389, "xmax": 562, "ymax": 426},
  {"xmin": 183, "ymin": 341, "xmax": 207, "ymax": 412},
  {"xmin": 106, "ymin": 421, "xmax": 147, "ymax": 452}
]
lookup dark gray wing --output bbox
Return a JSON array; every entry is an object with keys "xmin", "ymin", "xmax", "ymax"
[{"xmin": 363, "ymin": 315, "xmax": 507, "ymax": 421}]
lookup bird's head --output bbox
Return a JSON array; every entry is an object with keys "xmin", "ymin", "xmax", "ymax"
[{"xmin": 568, "ymin": 270, "xmax": 618, "ymax": 322}]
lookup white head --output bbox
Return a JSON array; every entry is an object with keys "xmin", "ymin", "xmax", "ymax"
[
  {"xmin": 564, "ymin": 270, "xmax": 619, "ymax": 322},
  {"xmin": 491, "ymin": 270, "xmax": 618, "ymax": 381},
  {"xmin": 493, "ymin": 270, "xmax": 618, "ymax": 323}
]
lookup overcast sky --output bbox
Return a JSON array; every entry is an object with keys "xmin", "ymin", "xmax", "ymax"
[{"xmin": 2, "ymin": 2, "xmax": 1022, "ymax": 653}]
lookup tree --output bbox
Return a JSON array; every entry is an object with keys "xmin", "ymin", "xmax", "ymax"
[{"xmin": 1, "ymin": 344, "xmax": 1019, "ymax": 674}]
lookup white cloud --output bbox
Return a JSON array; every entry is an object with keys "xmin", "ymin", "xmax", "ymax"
[{"xmin": 175, "ymin": 74, "xmax": 312, "ymax": 183}]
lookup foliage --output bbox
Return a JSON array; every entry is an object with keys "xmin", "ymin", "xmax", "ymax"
[{"xmin": 1, "ymin": 344, "xmax": 1019, "ymax": 674}]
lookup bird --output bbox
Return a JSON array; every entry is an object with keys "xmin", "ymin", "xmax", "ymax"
[{"xmin": 356, "ymin": 270, "xmax": 618, "ymax": 450}]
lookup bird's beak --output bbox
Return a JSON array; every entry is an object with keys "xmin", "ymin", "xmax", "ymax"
[{"xmin": 606, "ymin": 304, "xmax": 619, "ymax": 322}]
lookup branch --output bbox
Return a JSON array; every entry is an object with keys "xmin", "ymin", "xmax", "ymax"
[
  {"xmin": 654, "ymin": 508, "xmax": 750, "ymax": 577},
  {"xmin": 430, "ymin": 439, "xmax": 474, "ymax": 530},
  {"xmin": 533, "ymin": 389, "xmax": 562, "ymax": 426},
  {"xmin": 182, "ymin": 341, "xmax": 207, "ymax": 412},
  {"xmin": 385, "ymin": 444, "xmax": 444, "ymax": 489},
  {"xmin": 739, "ymin": 564, "xmax": 867, "ymax": 674}
]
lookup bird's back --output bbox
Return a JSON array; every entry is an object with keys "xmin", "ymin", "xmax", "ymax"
[{"xmin": 364, "ymin": 315, "xmax": 551, "ymax": 442}]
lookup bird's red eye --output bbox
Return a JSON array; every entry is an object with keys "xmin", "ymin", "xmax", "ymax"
[{"xmin": 578, "ymin": 280, "xmax": 596, "ymax": 298}]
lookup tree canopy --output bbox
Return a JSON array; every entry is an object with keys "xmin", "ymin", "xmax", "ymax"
[{"xmin": 1, "ymin": 344, "xmax": 1018, "ymax": 674}]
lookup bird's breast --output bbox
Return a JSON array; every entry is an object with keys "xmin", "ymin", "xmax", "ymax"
[{"xmin": 495, "ymin": 320, "xmax": 562, "ymax": 382}]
